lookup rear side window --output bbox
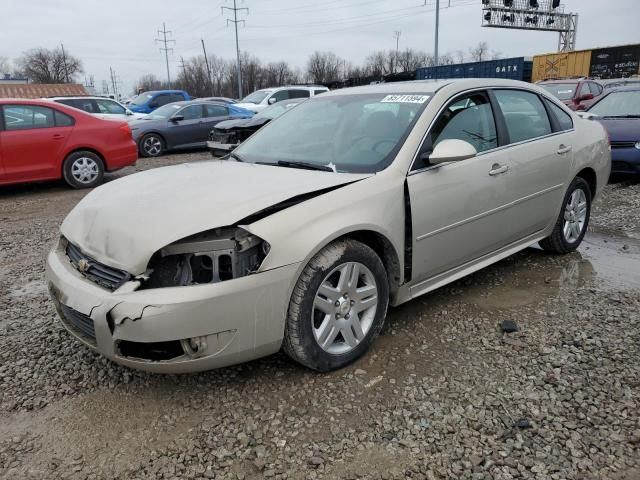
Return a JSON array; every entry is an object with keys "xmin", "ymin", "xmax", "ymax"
[
  {"xmin": 54, "ymin": 110, "xmax": 74, "ymax": 127},
  {"xmin": 314, "ymin": 89, "xmax": 327, "ymax": 96},
  {"xmin": 3, "ymin": 105, "xmax": 55, "ymax": 131},
  {"xmin": 58, "ymin": 98, "xmax": 96, "ymax": 114},
  {"xmin": 289, "ymin": 89, "xmax": 311, "ymax": 99},
  {"xmin": 544, "ymin": 99, "xmax": 573, "ymax": 132},
  {"xmin": 494, "ymin": 90, "xmax": 552, "ymax": 143},
  {"xmin": 205, "ymin": 104, "xmax": 228, "ymax": 117}
]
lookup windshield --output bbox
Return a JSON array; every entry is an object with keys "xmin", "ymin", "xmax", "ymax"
[
  {"xmin": 131, "ymin": 93, "xmax": 154, "ymax": 106},
  {"xmin": 234, "ymin": 93, "xmax": 430, "ymax": 173},
  {"xmin": 256, "ymin": 102, "xmax": 300, "ymax": 120},
  {"xmin": 146, "ymin": 103, "xmax": 182, "ymax": 120},
  {"xmin": 241, "ymin": 90, "xmax": 271, "ymax": 104},
  {"xmin": 588, "ymin": 90, "xmax": 640, "ymax": 117},
  {"xmin": 541, "ymin": 83, "xmax": 577, "ymax": 101}
]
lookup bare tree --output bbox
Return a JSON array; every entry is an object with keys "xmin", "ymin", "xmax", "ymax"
[
  {"xmin": 454, "ymin": 50, "xmax": 466, "ymax": 64},
  {"xmin": 0, "ymin": 57, "xmax": 11, "ymax": 75},
  {"xmin": 468, "ymin": 42, "xmax": 491, "ymax": 62},
  {"xmin": 17, "ymin": 47, "xmax": 82, "ymax": 83},
  {"xmin": 134, "ymin": 74, "xmax": 165, "ymax": 93},
  {"xmin": 306, "ymin": 51, "xmax": 343, "ymax": 84},
  {"xmin": 396, "ymin": 49, "xmax": 429, "ymax": 73}
]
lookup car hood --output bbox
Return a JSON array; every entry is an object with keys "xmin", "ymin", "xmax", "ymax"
[
  {"xmin": 215, "ymin": 116, "xmax": 270, "ymax": 131},
  {"xmin": 596, "ymin": 118, "xmax": 640, "ymax": 142},
  {"xmin": 61, "ymin": 160, "xmax": 370, "ymax": 274}
]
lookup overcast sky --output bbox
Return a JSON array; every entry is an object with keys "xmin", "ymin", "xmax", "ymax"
[{"xmin": 3, "ymin": 0, "xmax": 639, "ymax": 95}]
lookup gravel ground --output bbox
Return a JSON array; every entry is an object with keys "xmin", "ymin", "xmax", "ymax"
[{"xmin": 0, "ymin": 153, "xmax": 639, "ymax": 479}]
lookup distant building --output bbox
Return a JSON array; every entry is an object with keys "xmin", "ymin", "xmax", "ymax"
[
  {"xmin": 0, "ymin": 74, "xmax": 29, "ymax": 85},
  {"xmin": 0, "ymin": 83, "xmax": 89, "ymax": 99}
]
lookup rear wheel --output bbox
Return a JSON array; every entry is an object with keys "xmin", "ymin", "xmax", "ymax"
[
  {"xmin": 62, "ymin": 151, "xmax": 104, "ymax": 189},
  {"xmin": 283, "ymin": 239, "xmax": 389, "ymax": 372},
  {"xmin": 539, "ymin": 176, "xmax": 591, "ymax": 254},
  {"xmin": 139, "ymin": 133, "xmax": 164, "ymax": 157}
]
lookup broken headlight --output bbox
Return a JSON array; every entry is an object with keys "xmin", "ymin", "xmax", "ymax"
[{"xmin": 142, "ymin": 227, "xmax": 270, "ymax": 289}]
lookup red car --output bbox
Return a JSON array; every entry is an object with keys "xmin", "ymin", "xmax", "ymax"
[
  {"xmin": 538, "ymin": 79, "xmax": 605, "ymax": 111},
  {"xmin": 0, "ymin": 99, "xmax": 137, "ymax": 188}
]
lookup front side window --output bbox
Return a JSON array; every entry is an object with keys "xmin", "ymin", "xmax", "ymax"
[
  {"xmin": 427, "ymin": 92, "xmax": 498, "ymax": 155},
  {"xmin": 3, "ymin": 105, "xmax": 55, "ymax": 131},
  {"xmin": 147, "ymin": 103, "xmax": 182, "ymax": 120},
  {"xmin": 588, "ymin": 82, "xmax": 603, "ymax": 96},
  {"xmin": 95, "ymin": 99, "xmax": 126, "ymax": 115},
  {"xmin": 179, "ymin": 105, "xmax": 203, "ymax": 120},
  {"xmin": 205, "ymin": 104, "xmax": 228, "ymax": 118},
  {"xmin": 544, "ymin": 99, "xmax": 573, "ymax": 132},
  {"xmin": 131, "ymin": 93, "xmax": 154, "ymax": 106},
  {"xmin": 271, "ymin": 90, "xmax": 290, "ymax": 103},
  {"xmin": 234, "ymin": 93, "xmax": 431, "ymax": 173},
  {"xmin": 154, "ymin": 95, "xmax": 173, "ymax": 107},
  {"xmin": 289, "ymin": 89, "xmax": 310, "ymax": 99},
  {"xmin": 241, "ymin": 90, "xmax": 271, "ymax": 104},
  {"xmin": 494, "ymin": 90, "xmax": 552, "ymax": 143}
]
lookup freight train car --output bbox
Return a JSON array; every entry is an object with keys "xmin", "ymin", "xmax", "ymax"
[{"xmin": 416, "ymin": 57, "xmax": 532, "ymax": 82}]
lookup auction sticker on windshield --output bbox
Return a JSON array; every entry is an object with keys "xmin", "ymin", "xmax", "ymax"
[{"xmin": 381, "ymin": 94, "xmax": 430, "ymax": 103}]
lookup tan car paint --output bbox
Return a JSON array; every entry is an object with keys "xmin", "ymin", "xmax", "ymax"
[{"xmin": 47, "ymin": 79, "xmax": 611, "ymax": 373}]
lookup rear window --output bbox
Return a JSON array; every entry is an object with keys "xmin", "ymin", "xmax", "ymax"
[{"xmin": 540, "ymin": 83, "xmax": 577, "ymax": 101}]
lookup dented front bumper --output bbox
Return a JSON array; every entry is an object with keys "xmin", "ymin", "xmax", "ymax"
[{"xmin": 46, "ymin": 241, "xmax": 299, "ymax": 373}]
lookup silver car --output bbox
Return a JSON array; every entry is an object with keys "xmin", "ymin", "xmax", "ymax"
[{"xmin": 46, "ymin": 79, "xmax": 610, "ymax": 373}]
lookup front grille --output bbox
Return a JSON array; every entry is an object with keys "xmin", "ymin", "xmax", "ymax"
[
  {"xmin": 611, "ymin": 141, "xmax": 637, "ymax": 149},
  {"xmin": 66, "ymin": 241, "xmax": 131, "ymax": 291},
  {"xmin": 60, "ymin": 304, "xmax": 96, "ymax": 344}
]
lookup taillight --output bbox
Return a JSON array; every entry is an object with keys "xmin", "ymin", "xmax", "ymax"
[{"xmin": 119, "ymin": 123, "xmax": 132, "ymax": 139}]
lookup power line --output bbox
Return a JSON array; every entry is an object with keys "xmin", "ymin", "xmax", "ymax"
[
  {"xmin": 222, "ymin": 0, "xmax": 249, "ymax": 99},
  {"xmin": 155, "ymin": 22, "xmax": 176, "ymax": 84}
]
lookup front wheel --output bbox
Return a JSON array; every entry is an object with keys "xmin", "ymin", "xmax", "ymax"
[
  {"xmin": 283, "ymin": 239, "xmax": 389, "ymax": 372},
  {"xmin": 62, "ymin": 151, "xmax": 104, "ymax": 189},
  {"xmin": 139, "ymin": 133, "xmax": 164, "ymax": 157},
  {"xmin": 539, "ymin": 176, "xmax": 591, "ymax": 254}
]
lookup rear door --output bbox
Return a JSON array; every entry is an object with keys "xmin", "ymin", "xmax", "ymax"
[
  {"xmin": 407, "ymin": 90, "xmax": 515, "ymax": 285},
  {"xmin": 202, "ymin": 104, "xmax": 230, "ymax": 141},
  {"xmin": 491, "ymin": 89, "xmax": 571, "ymax": 239},
  {"xmin": 165, "ymin": 104, "xmax": 204, "ymax": 148},
  {"xmin": 0, "ymin": 105, "xmax": 73, "ymax": 181}
]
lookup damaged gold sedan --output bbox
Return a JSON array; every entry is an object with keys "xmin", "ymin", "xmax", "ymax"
[{"xmin": 47, "ymin": 79, "xmax": 610, "ymax": 372}]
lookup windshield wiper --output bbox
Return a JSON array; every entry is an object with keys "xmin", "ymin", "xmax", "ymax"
[
  {"xmin": 226, "ymin": 152, "xmax": 245, "ymax": 162},
  {"xmin": 258, "ymin": 160, "xmax": 333, "ymax": 172}
]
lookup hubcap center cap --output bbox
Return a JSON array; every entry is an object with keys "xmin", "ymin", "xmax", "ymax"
[{"xmin": 337, "ymin": 297, "xmax": 350, "ymax": 316}]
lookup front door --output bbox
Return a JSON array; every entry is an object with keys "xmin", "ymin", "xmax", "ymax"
[
  {"xmin": 165, "ymin": 104, "xmax": 205, "ymax": 148},
  {"xmin": 407, "ymin": 91, "xmax": 515, "ymax": 284},
  {"xmin": 202, "ymin": 104, "xmax": 231, "ymax": 142},
  {"xmin": 0, "ymin": 105, "xmax": 70, "ymax": 182}
]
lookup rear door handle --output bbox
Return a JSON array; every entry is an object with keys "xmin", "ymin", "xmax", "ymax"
[
  {"xmin": 52, "ymin": 134, "xmax": 64, "ymax": 140},
  {"xmin": 557, "ymin": 144, "xmax": 573, "ymax": 155},
  {"xmin": 489, "ymin": 164, "xmax": 509, "ymax": 176}
]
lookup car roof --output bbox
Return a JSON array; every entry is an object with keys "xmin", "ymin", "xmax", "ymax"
[
  {"xmin": 322, "ymin": 78, "xmax": 537, "ymax": 97},
  {"xmin": 47, "ymin": 96, "xmax": 119, "ymax": 101},
  {"xmin": 604, "ymin": 86, "xmax": 640, "ymax": 92}
]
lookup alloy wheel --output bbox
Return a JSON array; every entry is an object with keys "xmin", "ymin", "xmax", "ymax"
[
  {"xmin": 143, "ymin": 136, "xmax": 162, "ymax": 156},
  {"xmin": 312, "ymin": 262, "xmax": 378, "ymax": 355},
  {"xmin": 563, "ymin": 188, "xmax": 588, "ymax": 243}
]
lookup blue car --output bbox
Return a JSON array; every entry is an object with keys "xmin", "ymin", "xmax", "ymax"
[
  {"xmin": 130, "ymin": 100, "xmax": 254, "ymax": 157},
  {"xmin": 587, "ymin": 87, "xmax": 640, "ymax": 175},
  {"xmin": 128, "ymin": 90, "xmax": 192, "ymax": 114}
]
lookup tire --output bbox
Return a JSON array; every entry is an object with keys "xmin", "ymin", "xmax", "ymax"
[
  {"xmin": 139, "ymin": 133, "xmax": 164, "ymax": 157},
  {"xmin": 539, "ymin": 176, "xmax": 592, "ymax": 254},
  {"xmin": 62, "ymin": 151, "xmax": 105, "ymax": 189},
  {"xmin": 283, "ymin": 239, "xmax": 389, "ymax": 372}
]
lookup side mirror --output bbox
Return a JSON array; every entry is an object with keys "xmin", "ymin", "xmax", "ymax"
[
  {"xmin": 125, "ymin": 110, "xmax": 133, "ymax": 116},
  {"xmin": 268, "ymin": 97, "xmax": 277, "ymax": 105},
  {"xmin": 171, "ymin": 115, "xmax": 185, "ymax": 122},
  {"xmin": 429, "ymin": 139, "xmax": 477, "ymax": 165}
]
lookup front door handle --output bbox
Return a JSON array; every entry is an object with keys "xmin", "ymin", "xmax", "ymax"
[
  {"xmin": 489, "ymin": 164, "xmax": 509, "ymax": 176},
  {"xmin": 557, "ymin": 144, "xmax": 573, "ymax": 155},
  {"xmin": 52, "ymin": 134, "xmax": 64, "ymax": 140}
]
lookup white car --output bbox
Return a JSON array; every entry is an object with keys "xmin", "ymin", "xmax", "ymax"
[
  {"xmin": 48, "ymin": 96, "xmax": 146, "ymax": 122},
  {"xmin": 47, "ymin": 79, "xmax": 610, "ymax": 373},
  {"xmin": 235, "ymin": 85, "xmax": 329, "ymax": 112}
]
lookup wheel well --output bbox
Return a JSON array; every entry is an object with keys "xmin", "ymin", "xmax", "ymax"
[
  {"xmin": 576, "ymin": 167, "xmax": 597, "ymax": 197},
  {"xmin": 61, "ymin": 148, "xmax": 105, "ymax": 175},
  {"xmin": 339, "ymin": 230, "xmax": 402, "ymax": 298}
]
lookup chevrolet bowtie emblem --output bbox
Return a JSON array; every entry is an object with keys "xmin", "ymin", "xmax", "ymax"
[{"xmin": 77, "ymin": 258, "xmax": 90, "ymax": 273}]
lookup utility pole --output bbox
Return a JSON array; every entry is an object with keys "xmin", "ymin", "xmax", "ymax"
[
  {"xmin": 60, "ymin": 43, "xmax": 70, "ymax": 83},
  {"xmin": 393, "ymin": 31, "xmax": 401, "ymax": 73},
  {"xmin": 109, "ymin": 67, "xmax": 119, "ymax": 100},
  {"xmin": 434, "ymin": 0, "xmax": 440, "ymax": 66},
  {"xmin": 201, "ymin": 39, "xmax": 214, "ymax": 96},
  {"xmin": 222, "ymin": 0, "xmax": 249, "ymax": 99},
  {"xmin": 155, "ymin": 23, "xmax": 175, "ymax": 85},
  {"xmin": 180, "ymin": 57, "xmax": 187, "ymax": 78}
]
